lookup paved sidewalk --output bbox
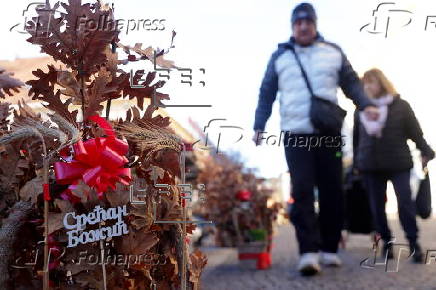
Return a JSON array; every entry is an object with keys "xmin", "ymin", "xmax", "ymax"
[{"xmin": 201, "ymin": 218, "xmax": 436, "ymax": 290}]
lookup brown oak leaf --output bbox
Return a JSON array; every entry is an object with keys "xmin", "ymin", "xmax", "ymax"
[
  {"xmin": 0, "ymin": 144, "xmax": 30, "ymax": 191},
  {"xmin": 0, "ymin": 102, "xmax": 12, "ymax": 130},
  {"xmin": 105, "ymin": 183, "xmax": 130, "ymax": 207},
  {"xmin": 26, "ymin": 0, "xmax": 118, "ymax": 76},
  {"xmin": 118, "ymin": 43, "xmax": 177, "ymax": 69},
  {"xmin": 19, "ymin": 176, "xmax": 43, "ymax": 204},
  {"xmin": 0, "ymin": 70, "xmax": 24, "ymax": 98},
  {"xmin": 83, "ymin": 67, "xmax": 118, "ymax": 119},
  {"xmin": 189, "ymin": 250, "xmax": 207, "ymax": 284},
  {"xmin": 121, "ymin": 70, "xmax": 169, "ymax": 110},
  {"xmin": 57, "ymin": 70, "xmax": 81, "ymax": 99},
  {"xmin": 43, "ymin": 91, "xmax": 78, "ymax": 126},
  {"xmin": 26, "ymin": 65, "xmax": 58, "ymax": 99},
  {"xmin": 48, "ymin": 199, "xmax": 75, "ymax": 234},
  {"xmin": 117, "ymin": 230, "xmax": 159, "ymax": 255}
]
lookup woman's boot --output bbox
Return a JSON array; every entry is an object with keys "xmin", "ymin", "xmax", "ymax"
[
  {"xmin": 410, "ymin": 241, "xmax": 423, "ymax": 263},
  {"xmin": 382, "ymin": 241, "xmax": 394, "ymax": 260}
]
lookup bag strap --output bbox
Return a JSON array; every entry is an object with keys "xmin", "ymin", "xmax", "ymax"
[{"xmin": 289, "ymin": 46, "xmax": 315, "ymax": 98}]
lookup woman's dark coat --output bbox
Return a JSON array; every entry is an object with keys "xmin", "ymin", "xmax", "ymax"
[{"xmin": 353, "ymin": 96, "xmax": 434, "ymax": 172}]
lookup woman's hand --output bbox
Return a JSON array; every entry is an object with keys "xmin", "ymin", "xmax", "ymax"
[
  {"xmin": 252, "ymin": 130, "xmax": 263, "ymax": 146},
  {"xmin": 422, "ymin": 155, "xmax": 431, "ymax": 168},
  {"xmin": 363, "ymin": 105, "xmax": 380, "ymax": 121}
]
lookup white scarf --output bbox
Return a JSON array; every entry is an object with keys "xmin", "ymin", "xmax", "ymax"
[{"xmin": 359, "ymin": 95, "xmax": 394, "ymax": 138}]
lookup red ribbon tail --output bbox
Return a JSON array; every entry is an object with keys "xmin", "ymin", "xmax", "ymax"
[
  {"xmin": 43, "ymin": 183, "xmax": 51, "ymax": 201},
  {"xmin": 88, "ymin": 115, "xmax": 115, "ymax": 138}
]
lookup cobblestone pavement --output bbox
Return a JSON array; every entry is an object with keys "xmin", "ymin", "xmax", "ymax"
[{"xmin": 201, "ymin": 218, "xmax": 436, "ymax": 290}]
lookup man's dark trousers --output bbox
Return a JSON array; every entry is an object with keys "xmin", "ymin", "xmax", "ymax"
[{"xmin": 284, "ymin": 133, "xmax": 344, "ymax": 254}]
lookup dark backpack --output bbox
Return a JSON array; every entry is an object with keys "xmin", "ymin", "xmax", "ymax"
[{"xmin": 344, "ymin": 169, "xmax": 373, "ymax": 234}]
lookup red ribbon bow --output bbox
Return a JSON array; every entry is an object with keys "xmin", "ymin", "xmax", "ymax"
[
  {"xmin": 236, "ymin": 190, "xmax": 252, "ymax": 201},
  {"xmin": 54, "ymin": 115, "xmax": 131, "ymax": 199}
]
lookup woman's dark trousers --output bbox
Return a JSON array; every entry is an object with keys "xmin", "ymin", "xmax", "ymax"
[{"xmin": 363, "ymin": 170, "xmax": 418, "ymax": 245}]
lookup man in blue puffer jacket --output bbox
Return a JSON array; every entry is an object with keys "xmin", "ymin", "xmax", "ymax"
[{"xmin": 252, "ymin": 2, "xmax": 379, "ymax": 276}]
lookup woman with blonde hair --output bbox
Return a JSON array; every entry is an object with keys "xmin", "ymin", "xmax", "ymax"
[{"xmin": 353, "ymin": 68, "xmax": 434, "ymax": 263}]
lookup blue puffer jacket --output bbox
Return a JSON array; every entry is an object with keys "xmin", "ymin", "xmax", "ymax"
[{"xmin": 253, "ymin": 34, "xmax": 372, "ymax": 133}]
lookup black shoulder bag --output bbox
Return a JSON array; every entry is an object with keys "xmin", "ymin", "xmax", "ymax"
[
  {"xmin": 289, "ymin": 46, "xmax": 347, "ymax": 135},
  {"xmin": 416, "ymin": 167, "xmax": 432, "ymax": 219}
]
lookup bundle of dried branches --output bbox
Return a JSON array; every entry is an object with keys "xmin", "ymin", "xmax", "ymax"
[
  {"xmin": 118, "ymin": 119, "xmax": 181, "ymax": 164},
  {"xmin": 0, "ymin": 201, "xmax": 33, "ymax": 289},
  {"xmin": 0, "ymin": 0, "xmax": 208, "ymax": 289}
]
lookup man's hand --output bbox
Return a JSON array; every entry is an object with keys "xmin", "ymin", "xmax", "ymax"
[
  {"xmin": 363, "ymin": 105, "xmax": 379, "ymax": 121},
  {"xmin": 252, "ymin": 130, "xmax": 264, "ymax": 146}
]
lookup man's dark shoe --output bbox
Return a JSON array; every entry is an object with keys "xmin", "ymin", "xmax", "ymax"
[
  {"xmin": 410, "ymin": 243, "xmax": 424, "ymax": 264},
  {"xmin": 382, "ymin": 242, "xmax": 394, "ymax": 260}
]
